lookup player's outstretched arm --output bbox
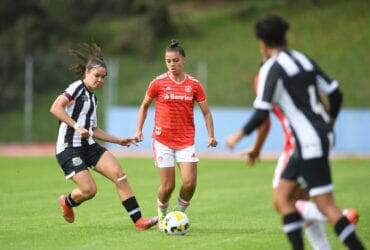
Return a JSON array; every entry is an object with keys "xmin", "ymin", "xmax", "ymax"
[
  {"xmin": 92, "ymin": 127, "xmax": 137, "ymax": 147},
  {"xmin": 198, "ymin": 100, "xmax": 217, "ymax": 147},
  {"xmin": 134, "ymin": 95, "xmax": 153, "ymax": 142}
]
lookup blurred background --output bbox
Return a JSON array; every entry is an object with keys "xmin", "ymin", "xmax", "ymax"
[{"xmin": 0, "ymin": 0, "xmax": 369, "ymax": 154}]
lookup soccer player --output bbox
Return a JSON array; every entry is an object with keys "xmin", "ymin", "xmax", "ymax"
[
  {"xmin": 226, "ymin": 15, "xmax": 364, "ymax": 249},
  {"xmin": 228, "ymin": 71, "xmax": 358, "ymax": 250},
  {"xmin": 50, "ymin": 43, "xmax": 157, "ymax": 230},
  {"xmin": 134, "ymin": 39, "xmax": 218, "ymax": 230}
]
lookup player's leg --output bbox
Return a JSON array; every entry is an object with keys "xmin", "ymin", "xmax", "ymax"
[
  {"xmin": 304, "ymin": 157, "xmax": 364, "ymax": 249},
  {"xmin": 93, "ymin": 150, "xmax": 157, "ymax": 230},
  {"xmin": 274, "ymin": 179, "xmax": 305, "ymax": 250},
  {"xmin": 292, "ymin": 188, "xmax": 331, "ymax": 250},
  {"xmin": 157, "ymin": 167, "xmax": 176, "ymax": 216},
  {"xmin": 176, "ymin": 162, "xmax": 197, "ymax": 212},
  {"xmin": 152, "ymin": 139, "xmax": 176, "ymax": 230},
  {"xmin": 313, "ymin": 193, "xmax": 364, "ymax": 249},
  {"xmin": 59, "ymin": 170, "xmax": 97, "ymax": 223},
  {"xmin": 56, "ymin": 148, "xmax": 96, "ymax": 223},
  {"xmin": 174, "ymin": 144, "xmax": 199, "ymax": 212}
]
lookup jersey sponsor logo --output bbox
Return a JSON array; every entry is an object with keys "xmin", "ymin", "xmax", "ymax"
[
  {"xmin": 72, "ymin": 157, "xmax": 83, "ymax": 166},
  {"xmin": 163, "ymin": 93, "xmax": 193, "ymax": 101},
  {"xmin": 185, "ymin": 85, "xmax": 192, "ymax": 93}
]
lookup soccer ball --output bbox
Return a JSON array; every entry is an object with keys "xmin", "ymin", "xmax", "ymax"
[{"xmin": 163, "ymin": 211, "xmax": 190, "ymax": 235}]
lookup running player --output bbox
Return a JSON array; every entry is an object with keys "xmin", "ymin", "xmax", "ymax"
[
  {"xmin": 226, "ymin": 15, "xmax": 364, "ymax": 249},
  {"xmin": 228, "ymin": 71, "xmax": 358, "ymax": 249},
  {"xmin": 134, "ymin": 39, "xmax": 218, "ymax": 230},
  {"xmin": 50, "ymin": 43, "xmax": 157, "ymax": 230}
]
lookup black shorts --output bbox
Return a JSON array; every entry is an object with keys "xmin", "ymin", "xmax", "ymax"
[
  {"xmin": 281, "ymin": 150, "xmax": 333, "ymax": 197},
  {"xmin": 56, "ymin": 143, "xmax": 107, "ymax": 179}
]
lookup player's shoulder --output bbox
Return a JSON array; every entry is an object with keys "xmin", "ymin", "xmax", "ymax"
[
  {"xmin": 65, "ymin": 80, "xmax": 84, "ymax": 93},
  {"xmin": 150, "ymin": 73, "xmax": 169, "ymax": 86},
  {"xmin": 259, "ymin": 56, "xmax": 280, "ymax": 76},
  {"xmin": 154, "ymin": 73, "xmax": 169, "ymax": 81},
  {"xmin": 185, "ymin": 74, "xmax": 203, "ymax": 87},
  {"xmin": 67, "ymin": 79, "xmax": 83, "ymax": 88}
]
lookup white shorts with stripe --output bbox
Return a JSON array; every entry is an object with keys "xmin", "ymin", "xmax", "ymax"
[{"xmin": 152, "ymin": 139, "xmax": 199, "ymax": 168}]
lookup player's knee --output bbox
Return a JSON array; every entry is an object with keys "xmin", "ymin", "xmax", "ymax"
[
  {"xmin": 116, "ymin": 174, "xmax": 128, "ymax": 185},
  {"xmin": 182, "ymin": 178, "xmax": 196, "ymax": 191},
  {"xmin": 161, "ymin": 182, "xmax": 175, "ymax": 194},
  {"xmin": 81, "ymin": 185, "xmax": 97, "ymax": 199}
]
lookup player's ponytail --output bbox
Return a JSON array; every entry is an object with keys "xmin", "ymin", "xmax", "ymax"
[
  {"xmin": 166, "ymin": 39, "xmax": 186, "ymax": 57},
  {"xmin": 69, "ymin": 43, "xmax": 107, "ymax": 78}
]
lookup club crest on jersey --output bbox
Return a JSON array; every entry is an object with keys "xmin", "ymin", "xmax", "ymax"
[
  {"xmin": 72, "ymin": 157, "xmax": 83, "ymax": 166},
  {"xmin": 185, "ymin": 85, "xmax": 192, "ymax": 93}
]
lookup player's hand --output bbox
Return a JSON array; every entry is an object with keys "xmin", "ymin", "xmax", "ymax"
[
  {"xmin": 243, "ymin": 148, "xmax": 260, "ymax": 167},
  {"xmin": 76, "ymin": 127, "xmax": 90, "ymax": 139},
  {"xmin": 208, "ymin": 137, "xmax": 218, "ymax": 147},
  {"xmin": 117, "ymin": 137, "xmax": 138, "ymax": 147},
  {"xmin": 134, "ymin": 131, "xmax": 144, "ymax": 143},
  {"xmin": 225, "ymin": 130, "xmax": 244, "ymax": 149}
]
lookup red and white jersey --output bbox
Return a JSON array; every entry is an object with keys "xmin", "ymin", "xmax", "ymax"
[
  {"xmin": 147, "ymin": 73, "xmax": 206, "ymax": 149},
  {"xmin": 253, "ymin": 74, "xmax": 295, "ymax": 152}
]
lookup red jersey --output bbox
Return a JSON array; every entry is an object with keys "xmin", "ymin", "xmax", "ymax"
[
  {"xmin": 253, "ymin": 74, "xmax": 295, "ymax": 152},
  {"xmin": 147, "ymin": 73, "xmax": 206, "ymax": 149}
]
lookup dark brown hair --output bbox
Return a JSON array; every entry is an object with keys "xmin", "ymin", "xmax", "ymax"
[
  {"xmin": 69, "ymin": 43, "xmax": 107, "ymax": 78},
  {"xmin": 165, "ymin": 39, "xmax": 186, "ymax": 57},
  {"xmin": 255, "ymin": 15, "xmax": 289, "ymax": 48}
]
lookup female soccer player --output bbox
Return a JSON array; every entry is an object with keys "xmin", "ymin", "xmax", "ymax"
[
  {"xmin": 134, "ymin": 39, "xmax": 218, "ymax": 230},
  {"xmin": 50, "ymin": 43, "xmax": 157, "ymax": 230}
]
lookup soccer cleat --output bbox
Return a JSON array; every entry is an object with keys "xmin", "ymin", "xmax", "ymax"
[
  {"xmin": 135, "ymin": 216, "xmax": 158, "ymax": 231},
  {"xmin": 58, "ymin": 195, "xmax": 75, "ymax": 223},
  {"xmin": 343, "ymin": 208, "xmax": 359, "ymax": 225}
]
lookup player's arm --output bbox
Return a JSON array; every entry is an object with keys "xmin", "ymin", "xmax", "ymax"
[
  {"xmin": 49, "ymin": 95, "xmax": 89, "ymax": 139},
  {"xmin": 314, "ymin": 62, "xmax": 343, "ymax": 127},
  {"xmin": 134, "ymin": 95, "xmax": 153, "ymax": 142},
  {"xmin": 226, "ymin": 109, "xmax": 270, "ymax": 148},
  {"xmin": 198, "ymin": 100, "xmax": 217, "ymax": 147},
  {"xmin": 246, "ymin": 115, "xmax": 271, "ymax": 166},
  {"xmin": 92, "ymin": 127, "xmax": 137, "ymax": 147}
]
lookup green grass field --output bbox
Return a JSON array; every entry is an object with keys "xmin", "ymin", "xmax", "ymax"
[{"xmin": 0, "ymin": 157, "xmax": 369, "ymax": 249}]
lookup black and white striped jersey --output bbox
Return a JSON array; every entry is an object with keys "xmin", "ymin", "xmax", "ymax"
[
  {"xmin": 254, "ymin": 50, "xmax": 339, "ymax": 160},
  {"xmin": 56, "ymin": 80, "xmax": 98, "ymax": 154}
]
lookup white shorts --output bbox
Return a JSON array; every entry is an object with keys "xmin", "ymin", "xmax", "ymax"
[
  {"xmin": 272, "ymin": 148, "xmax": 294, "ymax": 189},
  {"xmin": 152, "ymin": 139, "xmax": 199, "ymax": 168}
]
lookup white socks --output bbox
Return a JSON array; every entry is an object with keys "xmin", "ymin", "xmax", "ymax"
[
  {"xmin": 295, "ymin": 200, "xmax": 331, "ymax": 250},
  {"xmin": 175, "ymin": 197, "xmax": 190, "ymax": 212},
  {"xmin": 305, "ymin": 221, "xmax": 331, "ymax": 250},
  {"xmin": 295, "ymin": 200, "xmax": 326, "ymax": 222}
]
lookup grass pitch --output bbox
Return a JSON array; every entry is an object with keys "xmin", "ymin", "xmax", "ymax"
[{"xmin": 0, "ymin": 157, "xmax": 369, "ymax": 249}]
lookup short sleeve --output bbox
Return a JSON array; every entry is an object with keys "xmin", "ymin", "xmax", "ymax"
[
  {"xmin": 146, "ymin": 80, "xmax": 158, "ymax": 98},
  {"xmin": 62, "ymin": 81, "xmax": 83, "ymax": 101},
  {"xmin": 253, "ymin": 60, "xmax": 280, "ymax": 110},
  {"xmin": 194, "ymin": 82, "xmax": 206, "ymax": 102}
]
